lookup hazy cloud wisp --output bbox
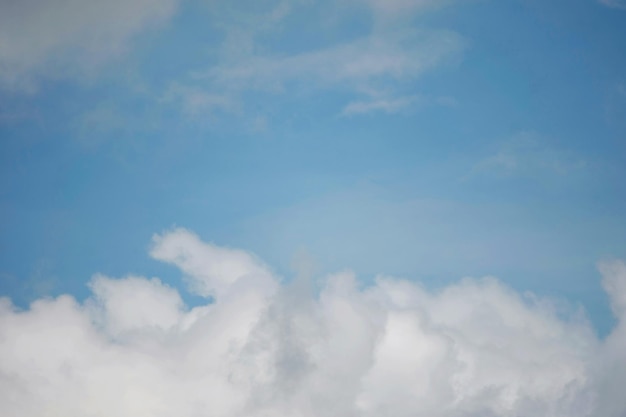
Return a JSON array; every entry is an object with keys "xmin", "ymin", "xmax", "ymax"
[
  {"xmin": 598, "ymin": 0, "xmax": 626, "ymax": 10},
  {"xmin": 469, "ymin": 132, "xmax": 587, "ymax": 180},
  {"xmin": 168, "ymin": 0, "xmax": 464, "ymax": 119},
  {"xmin": 0, "ymin": 0, "xmax": 179, "ymax": 92}
]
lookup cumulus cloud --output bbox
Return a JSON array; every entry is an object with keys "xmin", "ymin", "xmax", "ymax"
[
  {"xmin": 0, "ymin": 0, "xmax": 179, "ymax": 92},
  {"xmin": 87, "ymin": 275, "xmax": 185, "ymax": 336},
  {"xmin": 1, "ymin": 227, "xmax": 625, "ymax": 416},
  {"xmin": 150, "ymin": 228, "xmax": 277, "ymax": 299}
]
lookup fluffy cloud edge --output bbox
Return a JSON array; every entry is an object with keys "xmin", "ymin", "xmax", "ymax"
[{"xmin": 0, "ymin": 228, "xmax": 624, "ymax": 417}]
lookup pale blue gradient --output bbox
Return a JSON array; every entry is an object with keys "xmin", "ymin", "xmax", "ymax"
[{"xmin": 1, "ymin": 0, "xmax": 625, "ymax": 336}]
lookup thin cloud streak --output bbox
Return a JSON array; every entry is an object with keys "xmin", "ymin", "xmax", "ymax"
[
  {"xmin": 598, "ymin": 0, "xmax": 626, "ymax": 10},
  {"xmin": 209, "ymin": 31, "xmax": 460, "ymax": 87},
  {"xmin": 167, "ymin": 0, "xmax": 465, "ymax": 120},
  {"xmin": 341, "ymin": 96, "xmax": 418, "ymax": 115},
  {"xmin": 468, "ymin": 132, "xmax": 587, "ymax": 180}
]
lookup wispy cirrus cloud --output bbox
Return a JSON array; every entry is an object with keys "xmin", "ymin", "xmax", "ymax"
[
  {"xmin": 161, "ymin": 83, "xmax": 238, "ymax": 117},
  {"xmin": 598, "ymin": 0, "xmax": 626, "ymax": 10},
  {"xmin": 342, "ymin": 96, "xmax": 418, "ymax": 115},
  {"xmin": 1, "ymin": 228, "xmax": 625, "ymax": 416},
  {"xmin": 165, "ymin": 0, "xmax": 465, "ymax": 120},
  {"xmin": 202, "ymin": 29, "xmax": 462, "ymax": 92},
  {"xmin": 341, "ymin": 93, "xmax": 457, "ymax": 115},
  {"xmin": 0, "ymin": 0, "xmax": 465, "ymax": 125},
  {"xmin": 0, "ymin": 0, "xmax": 179, "ymax": 92},
  {"xmin": 469, "ymin": 131, "xmax": 587, "ymax": 180}
]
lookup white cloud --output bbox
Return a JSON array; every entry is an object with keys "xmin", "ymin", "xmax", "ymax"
[
  {"xmin": 166, "ymin": 1, "xmax": 464, "ymax": 119},
  {"xmin": 598, "ymin": 0, "xmax": 626, "ymax": 10},
  {"xmin": 595, "ymin": 260, "xmax": 626, "ymax": 416},
  {"xmin": 470, "ymin": 131, "xmax": 587, "ymax": 179},
  {"xmin": 150, "ymin": 228, "xmax": 277, "ymax": 299},
  {"xmin": 2, "ymin": 228, "xmax": 624, "ymax": 416},
  {"xmin": 357, "ymin": 0, "xmax": 452, "ymax": 24},
  {"xmin": 88, "ymin": 275, "xmax": 185, "ymax": 336},
  {"xmin": 161, "ymin": 83, "xmax": 238, "ymax": 118},
  {"xmin": 342, "ymin": 95, "xmax": 418, "ymax": 115},
  {"xmin": 599, "ymin": 260, "xmax": 626, "ymax": 320},
  {"xmin": 0, "ymin": 0, "xmax": 179, "ymax": 92},
  {"xmin": 341, "ymin": 93, "xmax": 457, "ymax": 115},
  {"xmin": 202, "ymin": 29, "xmax": 462, "ymax": 93}
]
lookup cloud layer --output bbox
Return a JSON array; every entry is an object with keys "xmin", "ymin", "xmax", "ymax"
[{"xmin": 1, "ymin": 228, "xmax": 625, "ymax": 417}]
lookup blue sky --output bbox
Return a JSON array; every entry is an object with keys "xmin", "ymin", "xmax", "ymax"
[
  {"xmin": 3, "ymin": 1, "xmax": 626, "ymax": 415},
  {"xmin": 1, "ymin": 0, "xmax": 626, "ymax": 337}
]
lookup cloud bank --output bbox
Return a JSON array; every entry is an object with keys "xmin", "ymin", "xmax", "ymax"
[{"xmin": 1, "ymin": 228, "xmax": 625, "ymax": 417}]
